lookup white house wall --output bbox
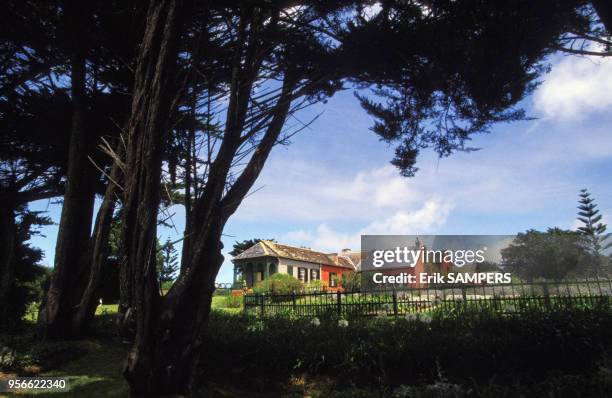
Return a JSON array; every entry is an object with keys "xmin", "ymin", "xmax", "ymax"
[{"xmin": 278, "ymin": 258, "xmax": 320, "ymax": 277}]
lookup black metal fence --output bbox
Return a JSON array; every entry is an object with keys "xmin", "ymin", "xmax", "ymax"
[{"xmin": 243, "ymin": 279, "xmax": 612, "ymax": 318}]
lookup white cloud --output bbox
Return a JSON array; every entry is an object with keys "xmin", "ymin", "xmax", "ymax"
[
  {"xmin": 363, "ymin": 199, "xmax": 453, "ymax": 234},
  {"xmin": 235, "ymin": 162, "xmax": 431, "ymax": 222},
  {"xmin": 283, "ymin": 198, "xmax": 453, "ymax": 253},
  {"xmin": 285, "ymin": 225, "xmax": 359, "ymax": 252},
  {"xmin": 534, "ymin": 52, "xmax": 612, "ymax": 120}
]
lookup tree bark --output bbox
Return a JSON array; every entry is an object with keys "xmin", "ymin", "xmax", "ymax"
[
  {"xmin": 180, "ymin": 85, "xmax": 196, "ymax": 271},
  {"xmin": 0, "ymin": 194, "xmax": 17, "ymax": 327},
  {"xmin": 71, "ymin": 152, "xmax": 122, "ymax": 335},
  {"xmin": 117, "ymin": 0, "xmax": 189, "ymax": 395},
  {"xmin": 38, "ymin": 0, "xmax": 97, "ymax": 339},
  {"xmin": 118, "ymin": 6, "xmax": 300, "ymax": 393},
  {"xmin": 138, "ymin": 72, "xmax": 297, "ymax": 395}
]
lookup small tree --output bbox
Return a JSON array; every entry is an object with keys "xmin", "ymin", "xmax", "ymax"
[
  {"xmin": 577, "ymin": 189, "xmax": 612, "ymax": 256},
  {"xmin": 158, "ymin": 238, "xmax": 179, "ymax": 290}
]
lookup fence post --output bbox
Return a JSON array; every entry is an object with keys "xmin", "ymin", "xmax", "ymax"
[
  {"xmin": 260, "ymin": 293, "xmax": 265, "ymax": 317},
  {"xmin": 542, "ymin": 283, "xmax": 550, "ymax": 309},
  {"xmin": 292, "ymin": 291, "xmax": 297, "ymax": 312},
  {"xmin": 461, "ymin": 287, "xmax": 467, "ymax": 310},
  {"xmin": 336, "ymin": 290, "xmax": 342, "ymax": 318},
  {"xmin": 392, "ymin": 290, "xmax": 398, "ymax": 318}
]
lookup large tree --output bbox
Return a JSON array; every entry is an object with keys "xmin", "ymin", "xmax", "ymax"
[
  {"xmin": 114, "ymin": 1, "xmax": 597, "ymax": 394},
  {"xmin": 32, "ymin": 0, "xmax": 141, "ymax": 338},
  {"xmin": 502, "ymin": 228, "xmax": 587, "ymax": 280},
  {"xmin": 2, "ymin": 0, "xmax": 607, "ymax": 395}
]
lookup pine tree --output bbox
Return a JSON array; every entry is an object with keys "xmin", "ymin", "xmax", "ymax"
[
  {"xmin": 158, "ymin": 238, "xmax": 179, "ymax": 288},
  {"xmin": 577, "ymin": 189, "xmax": 611, "ymax": 256}
]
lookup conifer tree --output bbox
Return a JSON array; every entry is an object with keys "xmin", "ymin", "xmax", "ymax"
[
  {"xmin": 158, "ymin": 238, "xmax": 179, "ymax": 287},
  {"xmin": 577, "ymin": 189, "xmax": 611, "ymax": 255}
]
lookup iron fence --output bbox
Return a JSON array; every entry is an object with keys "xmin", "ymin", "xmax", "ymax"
[{"xmin": 243, "ymin": 279, "xmax": 612, "ymax": 318}]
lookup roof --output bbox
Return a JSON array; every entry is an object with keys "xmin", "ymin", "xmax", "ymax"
[
  {"xmin": 326, "ymin": 251, "xmax": 362, "ymax": 270},
  {"xmin": 233, "ymin": 240, "xmax": 357, "ymax": 270}
]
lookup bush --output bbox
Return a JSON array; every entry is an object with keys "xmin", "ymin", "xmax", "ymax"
[
  {"xmin": 341, "ymin": 271, "xmax": 361, "ymax": 291},
  {"xmin": 253, "ymin": 273, "xmax": 303, "ymax": 295},
  {"xmin": 306, "ymin": 280, "xmax": 324, "ymax": 291},
  {"xmin": 226, "ymin": 295, "xmax": 243, "ymax": 308},
  {"xmin": 198, "ymin": 308, "xmax": 612, "ymax": 392}
]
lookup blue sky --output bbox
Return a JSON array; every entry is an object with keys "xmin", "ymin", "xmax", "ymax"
[{"xmin": 29, "ymin": 51, "xmax": 612, "ymax": 283}]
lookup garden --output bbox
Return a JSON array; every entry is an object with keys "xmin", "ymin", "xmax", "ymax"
[{"xmin": 2, "ymin": 296, "xmax": 612, "ymax": 397}]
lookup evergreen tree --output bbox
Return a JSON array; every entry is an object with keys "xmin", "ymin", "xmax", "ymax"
[
  {"xmin": 577, "ymin": 189, "xmax": 612, "ymax": 255},
  {"xmin": 158, "ymin": 238, "xmax": 179, "ymax": 287}
]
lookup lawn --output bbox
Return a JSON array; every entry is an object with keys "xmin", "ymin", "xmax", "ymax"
[
  {"xmin": 211, "ymin": 294, "xmax": 243, "ymax": 314},
  {"xmin": 11, "ymin": 340, "xmax": 128, "ymax": 397}
]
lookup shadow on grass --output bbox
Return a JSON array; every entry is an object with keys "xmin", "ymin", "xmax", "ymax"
[{"xmin": 15, "ymin": 338, "xmax": 128, "ymax": 397}]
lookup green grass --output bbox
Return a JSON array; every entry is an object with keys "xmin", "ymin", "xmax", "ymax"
[
  {"xmin": 211, "ymin": 295, "xmax": 243, "ymax": 314},
  {"xmin": 14, "ymin": 340, "xmax": 128, "ymax": 397},
  {"xmin": 5, "ymin": 305, "xmax": 127, "ymax": 397},
  {"xmin": 94, "ymin": 304, "xmax": 118, "ymax": 316}
]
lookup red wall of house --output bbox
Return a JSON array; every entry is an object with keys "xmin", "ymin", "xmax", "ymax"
[{"xmin": 321, "ymin": 264, "xmax": 352, "ymax": 289}]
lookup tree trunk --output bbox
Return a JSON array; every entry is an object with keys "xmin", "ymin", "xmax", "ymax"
[
  {"xmin": 0, "ymin": 195, "xmax": 16, "ymax": 327},
  {"xmin": 140, "ymin": 219, "xmax": 225, "ymax": 395},
  {"xmin": 38, "ymin": 0, "xmax": 97, "ymax": 339},
  {"xmin": 180, "ymin": 88, "xmax": 196, "ymax": 271},
  {"xmin": 117, "ymin": 0, "xmax": 189, "ymax": 395},
  {"xmin": 131, "ymin": 72, "xmax": 297, "ymax": 395},
  {"xmin": 71, "ymin": 154, "xmax": 122, "ymax": 335}
]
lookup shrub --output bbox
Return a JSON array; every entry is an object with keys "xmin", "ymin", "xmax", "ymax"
[
  {"xmin": 226, "ymin": 295, "xmax": 243, "ymax": 308},
  {"xmin": 198, "ymin": 308, "xmax": 612, "ymax": 391},
  {"xmin": 253, "ymin": 273, "xmax": 303, "ymax": 295},
  {"xmin": 306, "ymin": 280, "xmax": 324, "ymax": 291},
  {"xmin": 341, "ymin": 271, "xmax": 361, "ymax": 291}
]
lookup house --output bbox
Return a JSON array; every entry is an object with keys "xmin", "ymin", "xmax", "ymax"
[
  {"xmin": 232, "ymin": 239, "xmax": 454, "ymax": 289},
  {"xmin": 323, "ymin": 249, "xmax": 362, "ymax": 288},
  {"xmin": 232, "ymin": 240, "xmax": 358, "ymax": 288}
]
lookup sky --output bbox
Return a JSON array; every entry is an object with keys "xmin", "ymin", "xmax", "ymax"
[{"xmin": 29, "ymin": 51, "xmax": 612, "ymax": 283}]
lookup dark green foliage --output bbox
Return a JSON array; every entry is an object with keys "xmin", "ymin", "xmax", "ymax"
[
  {"xmin": 577, "ymin": 188, "xmax": 612, "ymax": 255},
  {"xmin": 501, "ymin": 228, "xmax": 588, "ymax": 280},
  {"xmin": 347, "ymin": 0, "xmax": 591, "ymax": 176},
  {"xmin": 341, "ymin": 271, "xmax": 361, "ymax": 291},
  {"xmin": 198, "ymin": 308, "xmax": 612, "ymax": 393},
  {"xmin": 4, "ymin": 209, "xmax": 51, "ymax": 329},
  {"xmin": 253, "ymin": 273, "xmax": 303, "ymax": 295},
  {"xmin": 158, "ymin": 238, "xmax": 179, "ymax": 285}
]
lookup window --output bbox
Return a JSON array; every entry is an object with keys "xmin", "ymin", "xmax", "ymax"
[
  {"xmin": 298, "ymin": 267, "xmax": 306, "ymax": 282},
  {"xmin": 257, "ymin": 264, "xmax": 264, "ymax": 281},
  {"xmin": 329, "ymin": 272, "xmax": 337, "ymax": 287},
  {"xmin": 310, "ymin": 269, "xmax": 319, "ymax": 281},
  {"xmin": 287, "ymin": 265, "xmax": 293, "ymax": 277}
]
